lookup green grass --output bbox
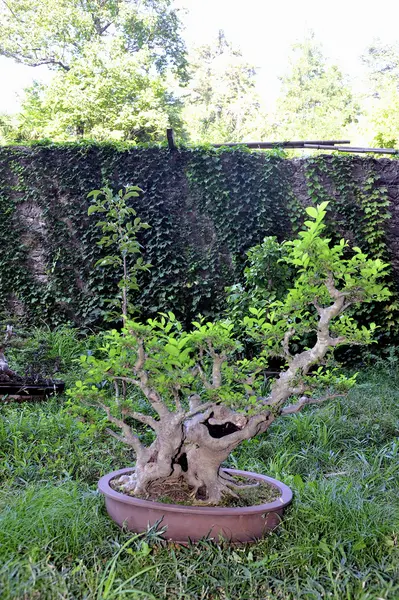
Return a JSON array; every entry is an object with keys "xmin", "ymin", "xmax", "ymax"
[{"xmin": 1, "ymin": 365, "xmax": 398, "ymax": 599}]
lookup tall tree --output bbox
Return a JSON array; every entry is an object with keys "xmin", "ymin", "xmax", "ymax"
[
  {"xmin": 273, "ymin": 34, "xmax": 359, "ymax": 140},
  {"xmin": 0, "ymin": 0, "xmax": 187, "ymax": 141},
  {"xmin": 362, "ymin": 40, "xmax": 399, "ymax": 146},
  {"xmin": 182, "ymin": 31, "xmax": 269, "ymax": 144},
  {"xmin": 367, "ymin": 83, "xmax": 399, "ymax": 147},
  {"xmin": 13, "ymin": 50, "xmax": 185, "ymax": 141},
  {"xmin": 0, "ymin": 0, "xmax": 187, "ymax": 76}
]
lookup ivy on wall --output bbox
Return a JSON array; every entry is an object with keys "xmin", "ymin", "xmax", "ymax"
[
  {"xmin": 303, "ymin": 154, "xmax": 399, "ymax": 339},
  {"xmin": 0, "ymin": 143, "xmax": 397, "ymax": 337},
  {"xmin": 185, "ymin": 147, "xmax": 292, "ymax": 316}
]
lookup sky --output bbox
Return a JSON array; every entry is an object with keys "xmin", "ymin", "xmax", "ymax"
[{"xmin": 1, "ymin": 0, "xmax": 399, "ymax": 114}]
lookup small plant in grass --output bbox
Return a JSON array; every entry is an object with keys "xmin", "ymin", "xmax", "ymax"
[
  {"xmin": 88, "ymin": 185, "xmax": 151, "ymax": 326},
  {"xmin": 72, "ymin": 203, "xmax": 390, "ymax": 505}
]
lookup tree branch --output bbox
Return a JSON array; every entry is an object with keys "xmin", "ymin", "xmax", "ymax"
[
  {"xmin": 134, "ymin": 338, "xmax": 146, "ymax": 371},
  {"xmin": 192, "ymin": 363, "xmax": 212, "ymax": 389},
  {"xmin": 186, "ymin": 411, "xmax": 273, "ymax": 452},
  {"xmin": 281, "ymin": 393, "xmax": 345, "ymax": 415},
  {"xmin": 329, "ymin": 336, "xmax": 348, "ymax": 347},
  {"xmin": 269, "ymin": 280, "xmax": 347, "ymax": 407},
  {"xmin": 120, "ymin": 408, "xmax": 159, "ymax": 430},
  {"xmin": 99, "ymin": 403, "xmax": 144, "ymax": 454},
  {"xmin": 185, "ymin": 401, "xmax": 216, "ymax": 420},
  {"xmin": 113, "ymin": 375, "xmax": 141, "ymax": 386},
  {"xmin": 112, "ymin": 338, "xmax": 170, "ymax": 418},
  {"xmin": 324, "ymin": 272, "xmax": 345, "ymax": 300},
  {"xmin": 171, "ymin": 384, "xmax": 183, "ymax": 412},
  {"xmin": 204, "ymin": 340, "xmax": 227, "ymax": 389},
  {"xmin": 2, "ymin": 51, "xmax": 71, "ymax": 71},
  {"xmin": 97, "ymin": 20, "xmax": 113, "ymax": 35},
  {"xmin": 1, "ymin": 0, "xmax": 21, "ymax": 21},
  {"xmin": 313, "ymin": 298, "xmax": 322, "ymax": 315},
  {"xmin": 114, "ymin": 380, "xmax": 120, "ymax": 408},
  {"xmin": 105, "ymin": 427, "xmax": 127, "ymax": 444},
  {"xmin": 282, "ymin": 328, "xmax": 295, "ymax": 359},
  {"xmin": 211, "ymin": 353, "xmax": 227, "ymax": 388}
]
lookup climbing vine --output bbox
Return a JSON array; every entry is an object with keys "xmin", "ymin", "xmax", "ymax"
[
  {"xmin": 185, "ymin": 147, "xmax": 292, "ymax": 316},
  {"xmin": 0, "ymin": 143, "xmax": 397, "ymax": 340},
  {"xmin": 303, "ymin": 153, "xmax": 399, "ymax": 338}
]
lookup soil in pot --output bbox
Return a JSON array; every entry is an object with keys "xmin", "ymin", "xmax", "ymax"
[{"xmin": 110, "ymin": 473, "xmax": 281, "ymax": 507}]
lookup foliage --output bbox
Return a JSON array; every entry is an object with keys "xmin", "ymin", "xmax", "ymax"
[
  {"xmin": 185, "ymin": 147, "xmax": 292, "ymax": 317},
  {"xmin": 1, "ymin": 365, "xmax": 399, "ymax": 597},
  {"xmin": 0, "ymin": 0, "xmax": 187, "ymax": 76},
  {"xmin": 303, "ymin": 154, "xmax": 399, "ymax": 341},
  {"xmin": 88, "ymin": 185, "xmax": 151, "ymax": 324},
  {"xmin": 362, "ymin": 40, "xmax": 399, "ymax": 146},
  {"xmin": 0, "ymin": 114, "xmax": 17, "ymax": 145},
  {"xmin": 368, "ymin": 83, "xmax": 399, "ymax": 148},
  {"xmin": 182, "ymin": 31, "xmax": 269, "ymax": 143},
  {"xmin": 0, "ymin": 144, "xmax": 297, "ymax": 327},
  {"xmin": 0, "ymin": 145, "xmax": 397, "ymax": 333},
  {"xmin": 272, "ymin": 34, "xmax": 360, "ymax": 140},
  {"xmin": 242, "ymin": 202, "xmax": 389, "ymax": 377},
  {"xmin": 5, "ymin": 324, "xmax": 91, "ymax": 384},
  {"xmin": 226, "ymin": 236, "xmax": 294, "ymax": 324},
  {"xmin": 69, "ymin": 205, "xmax": 390, "ymax": 504},
  {"xmin": 13, "ymin": 55, "xmax": 186, "ymax": 142},
  {"xmin": 0, "ymin": 0, "xmax": 187, "ymax": 142},
  {"xmin": 362, "ymin": 40, "xmax": 399, "ymax": 96}
]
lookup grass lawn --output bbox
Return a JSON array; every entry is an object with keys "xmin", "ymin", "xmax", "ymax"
[{"xmin": 1, "ymin": 364, "xmax": 398, "ymax": 599}]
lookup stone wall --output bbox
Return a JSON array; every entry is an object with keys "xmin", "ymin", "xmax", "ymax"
[{"xmin": 0, "ymin": 145, "xmax": 397, "ymax": 326}]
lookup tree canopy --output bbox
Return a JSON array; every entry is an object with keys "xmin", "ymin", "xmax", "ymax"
[
  {"xmin": 272, "ymin": 35, "xmax": 360, "ymax": 141},
  {"xmin": 362, "ymin": 40, "xmax": 399, "ymax": 95},
  {"xmin": 2, "ymin": 2, "xmax": 399, "ymax": 147},
  {"xmin": 14, "ymin": 50, "xmax": 184, "ymax": 141},
  {"xmin": 182, "ymin": 31, "xmax": 268, "ymax": 143},
  {"xmin": 362, "ymin": 40, "xmax": 399, "ymax": 146},
  {"xmin": 0, "ymin": 0, "xmax": 187, "ymax": 76},
  {"xmin": 0, "ymin": 0, "xmax": 187, "ymax": 141}
]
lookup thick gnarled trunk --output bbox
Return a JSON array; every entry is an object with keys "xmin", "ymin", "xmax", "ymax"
[
  {"xmin": 179, "ymin": 405, "xmax": 274, "ymax": 503},
  {"xmin": 116, "ymin": 414, "xmax": 186, "ymax": 495},
  {"xmin": 116, "ymin": 404, "xmax": 274, "ymax": 504}
]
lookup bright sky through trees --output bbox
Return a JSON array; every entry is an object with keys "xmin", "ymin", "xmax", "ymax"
[
  {"xmin": 1, "ymin": 0, "xmax": 398, "ymax": 114},
  {"xmin": 0, "ymin": 0, "xmax": 399, "ymax": 159}
]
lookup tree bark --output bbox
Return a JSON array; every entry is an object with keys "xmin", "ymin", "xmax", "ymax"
[
  {"xmin": 113, "ymin": 403, "xmax": 274, "ymax": 504},
  {"xmin": 116, "ymin": 412, "xmax": 187, "ymax": 495},
  {"xmin": 177, "ymin": 405, "xmax": 274, "ymax": 503}
]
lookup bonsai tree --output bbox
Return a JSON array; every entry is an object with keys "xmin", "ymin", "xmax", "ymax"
[{"xmin": 73, "ymin": 203, "xmax": 390, "ymax": 504}]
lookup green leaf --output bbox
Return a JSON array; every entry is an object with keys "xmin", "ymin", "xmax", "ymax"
[{"xmin": 305, "ymin": 206, "xmax": 318, "ymax": 218}]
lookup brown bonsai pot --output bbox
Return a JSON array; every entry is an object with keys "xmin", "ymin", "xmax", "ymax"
[{"xmin": 98, "ymin": 467, "xmax": 293, "ymax": 544}]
